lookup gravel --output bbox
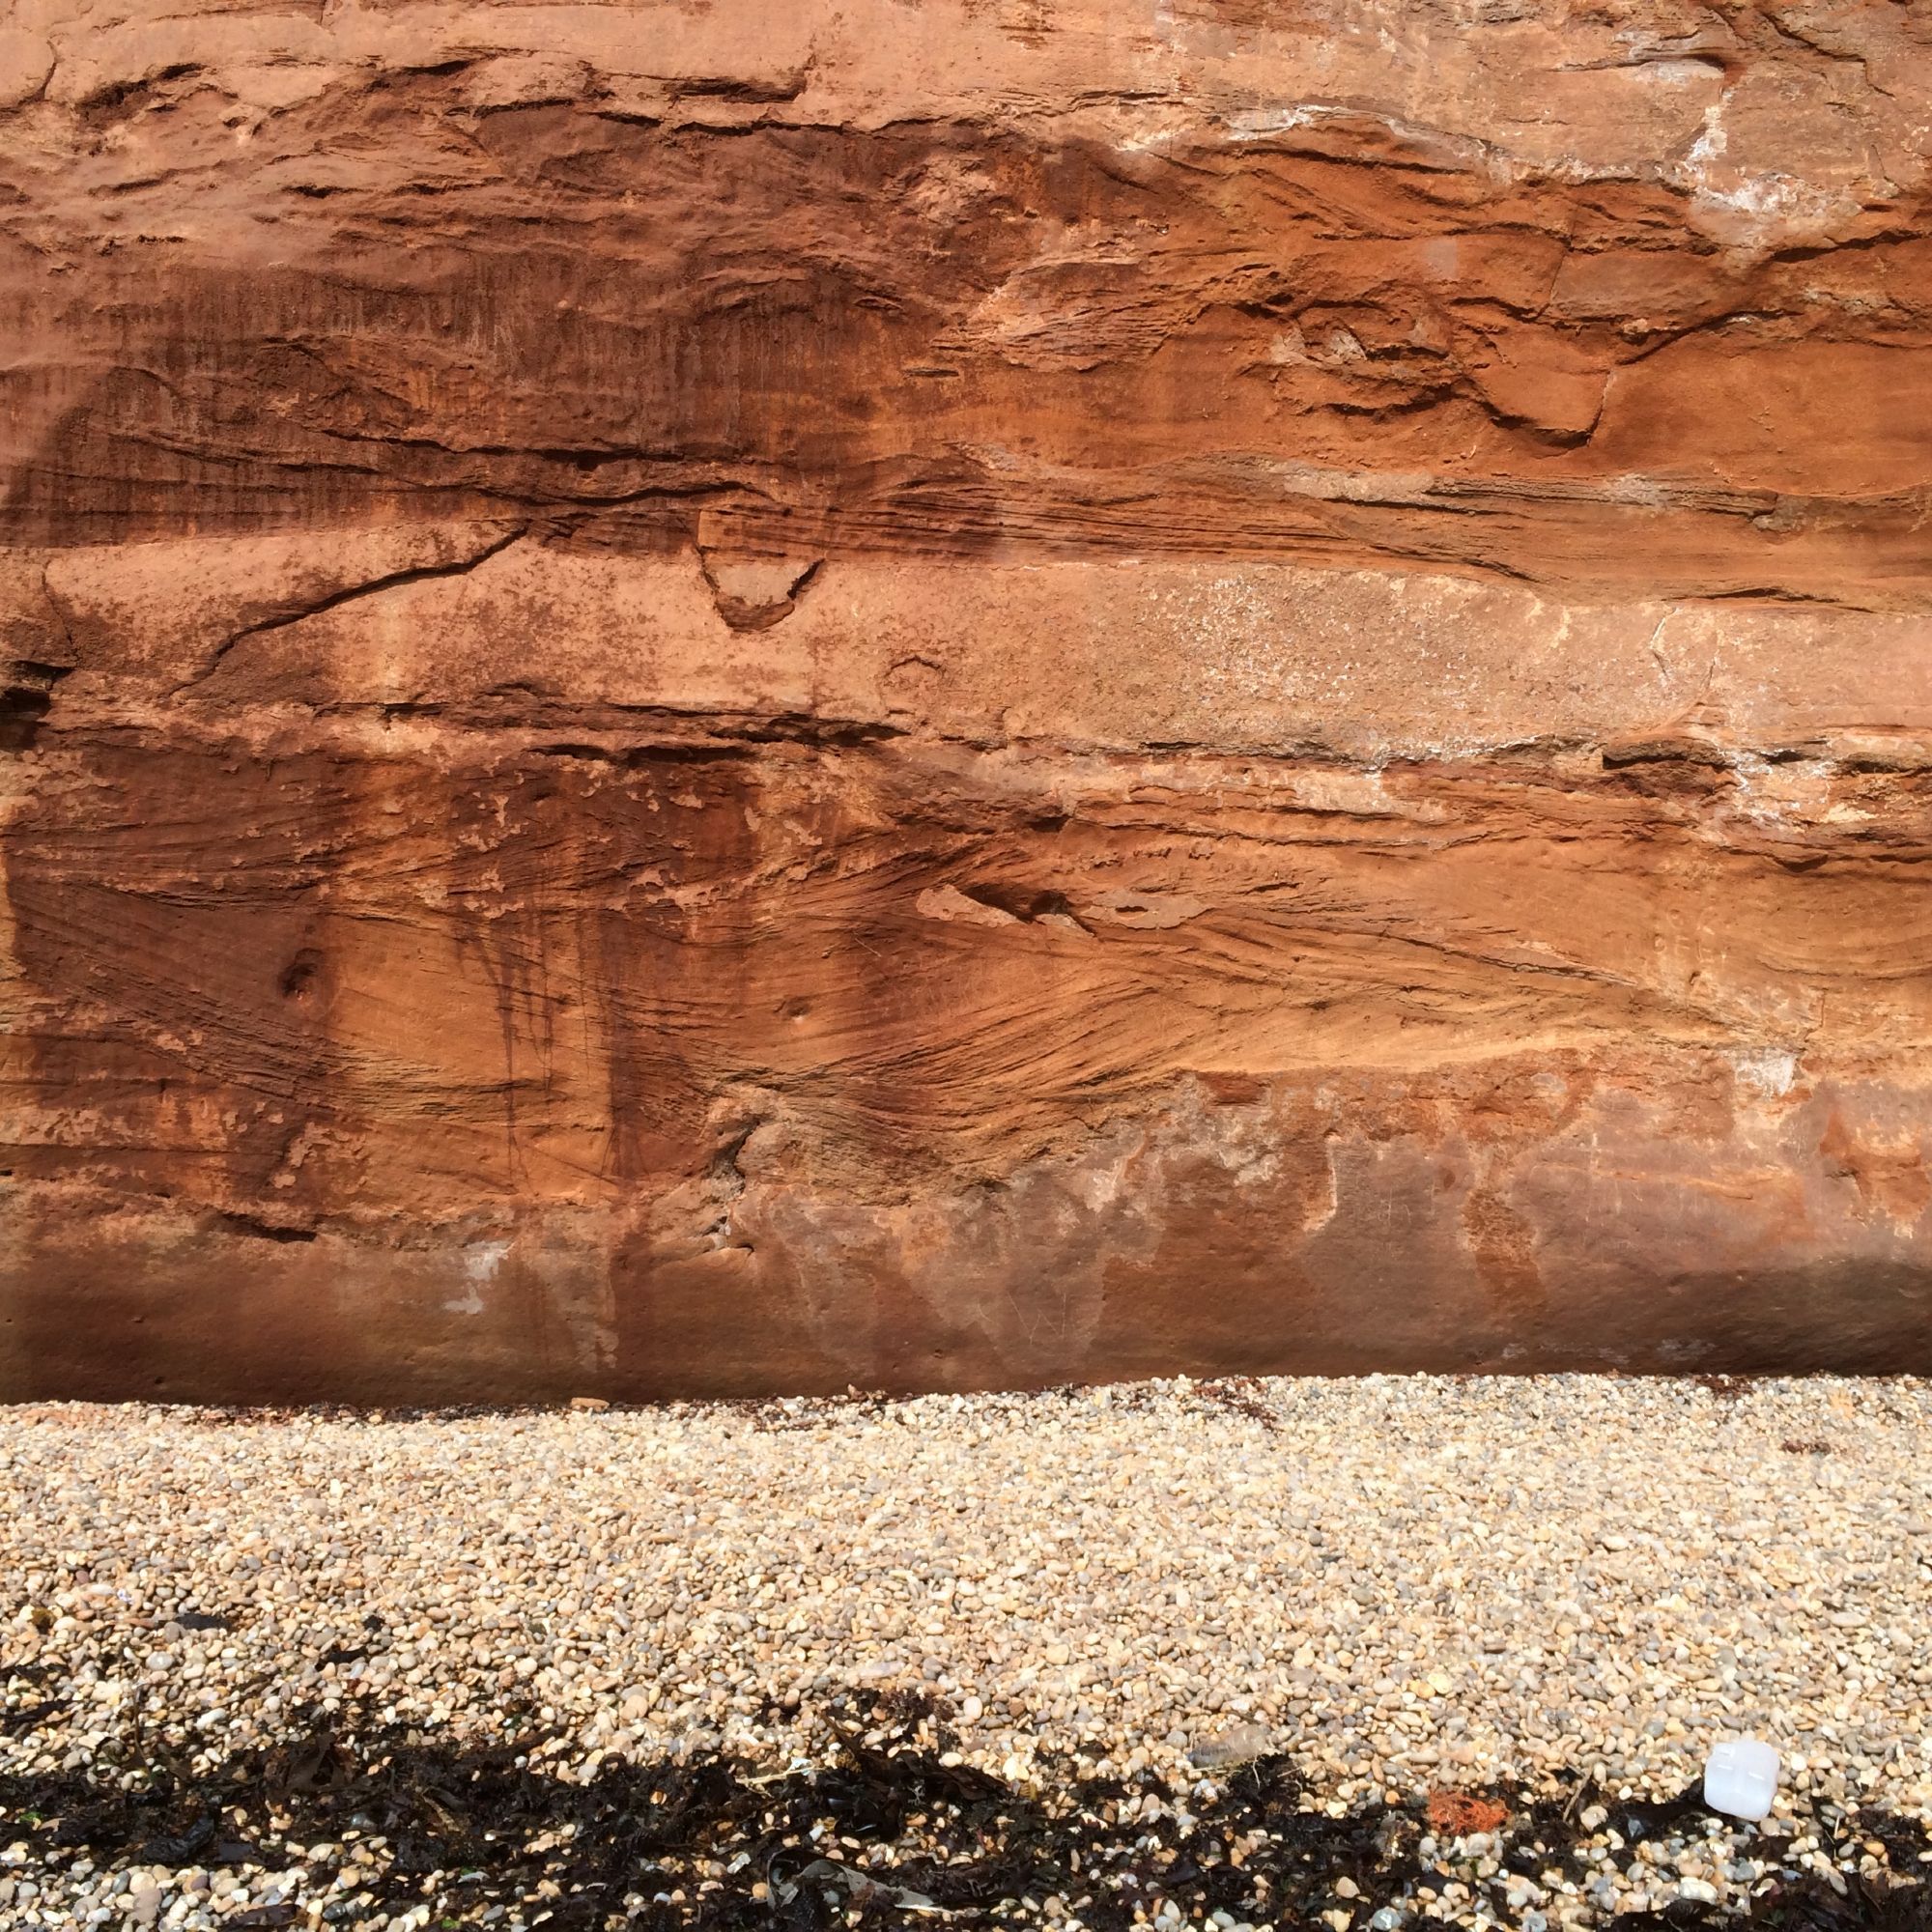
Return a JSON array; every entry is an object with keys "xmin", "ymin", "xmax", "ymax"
[{"xmin": 2, "ymin": 1374, "xmax": 1931, "ymax": 1928}]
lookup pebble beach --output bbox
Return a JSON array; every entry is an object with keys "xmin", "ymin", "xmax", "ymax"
[{"xmin": 3, "ymin": 1376, "xmax": 1930, "ymax": 1929}]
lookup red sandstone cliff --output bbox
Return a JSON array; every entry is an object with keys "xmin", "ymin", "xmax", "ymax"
[{"xmin": 5, "ymin": 0, "xmax": 1932, "ymax": 1398}]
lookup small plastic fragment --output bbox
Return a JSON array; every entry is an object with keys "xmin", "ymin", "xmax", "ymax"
[{"xmin": 1703, "ymin": 1736, "xmax": 1780, "ymax": 1821}]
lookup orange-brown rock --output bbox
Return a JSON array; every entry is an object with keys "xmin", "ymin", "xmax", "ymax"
[{"xmin": 5, "ymin": 0, "xmax": 1932, "ymax": 1398}]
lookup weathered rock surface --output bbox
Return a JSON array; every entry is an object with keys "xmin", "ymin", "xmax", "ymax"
[{"xmin": 5, "ymin": 0, "xmax": 1932, "ymax": 1398}]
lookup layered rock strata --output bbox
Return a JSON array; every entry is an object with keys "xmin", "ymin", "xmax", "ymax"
[{"xmin": 5, "ymin": 0, "xmax": 1932, "ymax": 1397}]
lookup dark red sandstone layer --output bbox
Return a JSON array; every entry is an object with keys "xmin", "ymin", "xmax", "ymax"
[{"xmin": 5, "ymin": 0, "xmax": 1932, "ymax": 1398}]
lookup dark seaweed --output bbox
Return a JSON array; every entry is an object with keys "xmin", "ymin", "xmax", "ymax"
[{"xmin": 0, "ymin": 1688, "xmax": 1926, "ymax": 1928}]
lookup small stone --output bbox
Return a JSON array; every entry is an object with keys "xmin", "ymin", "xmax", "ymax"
[{"xmin": 1188, "ymin": 1721, "xmax": 1270, "ymax": 1769}]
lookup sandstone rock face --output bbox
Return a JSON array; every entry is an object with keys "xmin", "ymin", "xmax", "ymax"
[{"xmin": 5, "ymin": 0, "xmax": 1932, "ymax": 1399}]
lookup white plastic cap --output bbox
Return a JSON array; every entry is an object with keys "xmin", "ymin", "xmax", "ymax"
[{"xmin": 1703, "ymin": 1736, "xmax": 1780, "ymax": 1821}]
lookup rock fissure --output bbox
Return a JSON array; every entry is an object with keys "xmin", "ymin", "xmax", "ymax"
[{"xmin": 184, "ymin": 523, "xmax": 532, "ymax": 693}]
